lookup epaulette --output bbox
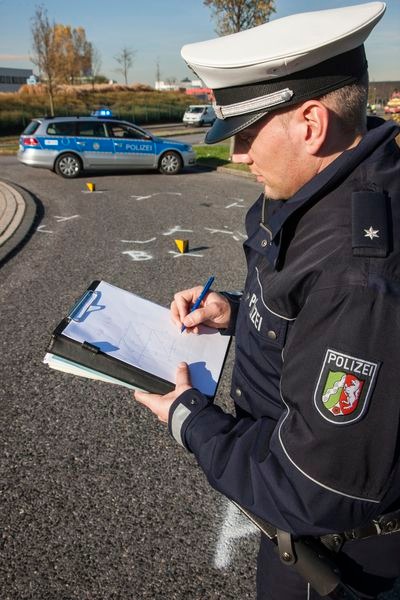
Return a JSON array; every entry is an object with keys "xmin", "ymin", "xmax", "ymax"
[{"xmin": 351, "ymin": 191, "xmax": 390, "ymax": 257}]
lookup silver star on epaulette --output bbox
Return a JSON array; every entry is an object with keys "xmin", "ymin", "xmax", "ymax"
[{"xmin": 364, "ymin": 226, "xmax": 380, "ymax": 240}]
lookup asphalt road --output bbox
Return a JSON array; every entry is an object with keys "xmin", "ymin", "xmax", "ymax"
[
  {"xmin": 3, "ymin": 157, "xmax": 399, "ymax": 600},
  {"xmin": 0, "ymin": 157, "xmax": 262, "ymax": 600}
]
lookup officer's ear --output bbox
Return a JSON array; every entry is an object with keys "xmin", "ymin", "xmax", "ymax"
[{"xmin": 293, "ymin": 100, "xmax": 329, "ymax": 156}]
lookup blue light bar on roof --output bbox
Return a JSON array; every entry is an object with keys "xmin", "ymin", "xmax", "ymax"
[{"xmin": 91, "ymin": 108, "xmax": 113, "ymax": 117}]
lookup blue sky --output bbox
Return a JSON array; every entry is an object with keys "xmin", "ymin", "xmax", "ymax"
[{"xmin": 0, "ymin": 0, "xmax": 398, "ymax": 85}]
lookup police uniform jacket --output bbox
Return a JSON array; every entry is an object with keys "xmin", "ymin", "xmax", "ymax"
[{"xmin": 168, "ymin": 117, "xmax": 400, "ymax": 537}]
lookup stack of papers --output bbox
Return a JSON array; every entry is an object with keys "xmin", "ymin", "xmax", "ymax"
[{"xmin": 44, "ymin": 281, "xmax": 231, "ymax": 397}]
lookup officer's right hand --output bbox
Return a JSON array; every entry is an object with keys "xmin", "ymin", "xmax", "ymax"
[{"xmin": 171, "ymin": 287, "xmax": 231, "ymax": 333}]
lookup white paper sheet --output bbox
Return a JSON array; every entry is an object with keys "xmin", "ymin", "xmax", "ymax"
[
  {"xmin": 44, "ymin": 352, "xmax": 139, "ymax": 390},
  {"xmin": 61, "ymin": 281, "xmax": 231, "ymax": 397}
]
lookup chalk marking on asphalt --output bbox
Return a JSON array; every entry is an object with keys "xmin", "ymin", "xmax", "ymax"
[
  {"xmin": 54, "ymin": 215, "xmax": 80, "ymax": 222},
  {"xmin": 225, "ymin": 198, "xmax": 245, "ymax": 209},
  {"xmin": 162, "ymin": 226, "xmax": 193, "ymax": 236},
  {"xmin": 168, "ymin": 250, "xmax": 204, "ymax": 258},
  {"xmin": 122, "ymin": 250, "xmax": 153, "ymax": 261},
  {"xmin": 130, "ymin": 192, "xmax": 182, "ymax": 202},
  {"xmin": 130, "ymin": 195, "xmax": 153, "ymax": 202},
  {"xmin": 213, "ymin": 499, "xmax": 259, "ymax": 570},
  {"xmin": 37, "ymin": 224, "xmax": 54, "ymax": 234},
  {"xmin": 121, "ymin": 238, "xmax": 157, "ymax": 244},
  {"xmin": 205, "ymin": 227, "xmax": 246, "ymax": 241}
]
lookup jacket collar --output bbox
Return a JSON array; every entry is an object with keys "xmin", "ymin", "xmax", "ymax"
[{"xmin": 245, "ymin": 118, "xmax": 400, "ymax": 268}]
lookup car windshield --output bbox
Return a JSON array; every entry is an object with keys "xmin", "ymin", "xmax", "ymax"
[{"xmin": 188, "ymin": 107, "xmax": 204, "ymax": 113}]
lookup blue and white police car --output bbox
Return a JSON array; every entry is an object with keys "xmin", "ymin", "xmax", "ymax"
[{"xmin": 17, "ymin": 110, "xmax": 196, "ymax": 178}]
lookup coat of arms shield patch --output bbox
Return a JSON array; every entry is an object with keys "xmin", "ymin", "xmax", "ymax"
[{"xmin": 314, "ymin": 349, "xmax": 380, "ymax": 424}]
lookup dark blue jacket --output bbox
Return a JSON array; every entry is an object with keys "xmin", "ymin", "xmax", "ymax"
[{"xmin": 169, "ymin": 117, "xmax": 400, "ymax": 537}]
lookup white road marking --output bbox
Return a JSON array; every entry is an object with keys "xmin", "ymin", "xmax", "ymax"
[
  {"xmin": 54, "ymin": 215, "xmax": 80, "ymax": 222},
  {"xmin": 205, "ymin": 227, "xmax": 246, "ymax": 241},
  {"xmin": 213, "ymin": 500, "xmax": 259, "ymax": 569},
  {"xmin": 130, "ymin": 192, "xmax": 182, "ymax": 202},
  {"xmin": 162, "ymin": 226, "xmax": 193, "ymax": 236},
  {"xmin": 130, "ymin": 195, "xmax": 153, "ymax": 201},
  {"xmin": 122, "ymin": 250, "xmax": 153, "ymax": 261},
  {"xmin": 120, "ymin": 238, "xmax": 157, "ymax": 244},
  {"xmin": 168, "ymin": 250, "xmax": 204, "ymax": 258},
  {"xmin": 225, "ymin": 198, "xmax": 245, "ymax": 209},
  {"xmin": 37, "ymin": 224, "xmax": 53, "ymax": 234}
]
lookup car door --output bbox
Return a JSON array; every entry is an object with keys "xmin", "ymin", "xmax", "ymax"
[
  {"xmin": 106, "ymin": 122, "xmax": 155, "ymax": 167},
  {"xmin": 75, "ymin": 120, "xmax": 114, "ymax": 166}
]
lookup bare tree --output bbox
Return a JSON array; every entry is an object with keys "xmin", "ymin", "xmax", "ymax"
[
  {"xmin": 203, "ymin": 0, "xmax": 276, "ymax": 156},
  {"xmin": 204, "ymin": 0, "xmax": 275, "ymax": 34},
  {"xmin": 89, "ymin": 45, "xmax": 103, "ymax": 89},
  {"xmin": 155, "ymin": 57, "xmax": 161, "ymax": 87},
  {"xmin": 114, "ymin": 47, "xmax": 136, "ymax": 84},
  {"xmin": 30, "ymin": 5, "xmax": 57, "ymax": 115}
]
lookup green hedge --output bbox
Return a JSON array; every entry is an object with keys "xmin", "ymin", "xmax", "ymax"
[{"xmin": 0, "ymin": 90, "xmax": 194, "ymax": 135}]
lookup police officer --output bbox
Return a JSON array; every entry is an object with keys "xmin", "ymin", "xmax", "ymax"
[{"xmin": 134, "ymin": 3, "xmax": 400, "ymax": 598}]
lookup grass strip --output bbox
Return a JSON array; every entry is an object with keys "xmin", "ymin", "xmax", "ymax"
[{"xmin": 193, "ymin": 144, "xmax": 250, "ymax": 172}]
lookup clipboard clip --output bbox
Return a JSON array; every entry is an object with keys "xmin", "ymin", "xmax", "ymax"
[{"xmin": 68, "ymin": 290, "xmax": 98, "ymax": 322}]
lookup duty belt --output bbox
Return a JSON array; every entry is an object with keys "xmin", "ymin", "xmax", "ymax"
[
  {"xmin": 321, "ymin": 508, "xmax": 400, "ymax": 553},
  {"xmin": 233, "ymin": 502, "xmax": 400, "ymax": 599}
]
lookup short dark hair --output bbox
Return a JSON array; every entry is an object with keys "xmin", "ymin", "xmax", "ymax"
[{"xmin": 319, "ymin": 71, "xmax": 369, "ymax": 135}]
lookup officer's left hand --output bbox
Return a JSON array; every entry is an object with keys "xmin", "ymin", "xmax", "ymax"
[{"xmin": 134, "ymin": 362, "xmax": 192, "ymax": 423}]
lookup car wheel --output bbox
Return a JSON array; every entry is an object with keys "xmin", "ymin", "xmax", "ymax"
[
  {"xmin": 54, "ymin": 153, "xmax": 82, "ymax": 178},
  {"xmin": 158, "ymin": 151, "xmax": 182, "ymax": 175}
]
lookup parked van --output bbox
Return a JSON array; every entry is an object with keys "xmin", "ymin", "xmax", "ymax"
[{"xmin": 182, "ymin": 105, "xmax": 216, "ymax": 127}]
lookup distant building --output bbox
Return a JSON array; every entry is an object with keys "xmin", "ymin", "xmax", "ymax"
[
  {"xmin": 185, "ymin": 87, "xmax": 214, "ymax": 102},
  {"xmin": 155, "ymin": 80, "xmax": 180, "ymax": 91},
  {"xmin": 154, "ymin": 78, "xmax": 205, "ymax": 92},
  {"xmin": 0, "ymin": 67, "xmax": 34, "ymax": 92},
  {"xmin": 369, "ymin": 81, "xmax": 400, "ymax": 106},
  {"xmin": 154, "ymin": 78, "xmax": 213, "ymax": 101}
]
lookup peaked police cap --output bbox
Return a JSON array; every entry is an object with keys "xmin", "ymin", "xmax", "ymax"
[{"xmin": 181, "ymin": 2, "xmax": 386, "ymax": 143}]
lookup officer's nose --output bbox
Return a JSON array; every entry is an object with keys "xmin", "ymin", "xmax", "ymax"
[{"xmin": 231, "ymin": 134, "xmax": 252, "ymax": 164}]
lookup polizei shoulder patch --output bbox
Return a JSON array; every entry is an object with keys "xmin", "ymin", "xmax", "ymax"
[{"xmin": 314, "ymin": 349, "xmax": 380, "ymax": 424}]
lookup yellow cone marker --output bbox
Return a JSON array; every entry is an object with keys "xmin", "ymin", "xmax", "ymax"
[
  {"xmin": 175, "ymin": 239, "xmax": 189, "ymax": 253},
  {"xmin": 86, "ymin": 182, "xmax": 95, "ymax": 192}
]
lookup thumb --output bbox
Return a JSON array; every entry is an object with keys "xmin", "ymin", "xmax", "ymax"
[{"xmin": 175, "ymin": 362, "xmax": 192, "ymax": 389}]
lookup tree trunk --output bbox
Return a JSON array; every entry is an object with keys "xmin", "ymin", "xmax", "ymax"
[{"xmin": 47, "ymin": 81, "xmax": 55, "ymax": 116}]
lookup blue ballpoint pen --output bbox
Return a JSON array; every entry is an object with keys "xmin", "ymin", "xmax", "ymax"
[{"xmin": 181, "ymin": 276, "xmax": 215, "ymax": 333}]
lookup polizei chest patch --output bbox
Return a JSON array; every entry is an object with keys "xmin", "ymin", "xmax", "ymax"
[{"xmin": 314, "ymin": 349, "xmax": 380, "ymax": 424}]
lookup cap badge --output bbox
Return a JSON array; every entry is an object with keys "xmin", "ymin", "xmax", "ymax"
[
  {"xmin": 364, "ymin": 226, "xmax": 379, "ymax": 240},
  {"xmin": 314, "ymin": 349, "xmax": 380, "ymax": 424},
  {"xmin": 213, "ymin": 88, "xmax": 294, "ymax": 120}
]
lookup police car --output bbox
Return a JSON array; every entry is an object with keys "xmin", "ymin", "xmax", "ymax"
[{"xmin": 17, "ymin": 109, "xmax": 196, "ymax": 178}]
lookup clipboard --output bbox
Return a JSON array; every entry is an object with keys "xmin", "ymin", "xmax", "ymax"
[{"xmin": 45, "ymin": 280, "xmax": 231, "ymax": 397}]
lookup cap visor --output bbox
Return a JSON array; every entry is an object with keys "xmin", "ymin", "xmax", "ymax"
[{"xmin": 205, "ymin": 110, "xmax": 268, "ymax": 144}]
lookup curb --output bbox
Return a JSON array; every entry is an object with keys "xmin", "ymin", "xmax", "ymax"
[
  {"xmin": 0, "ymin": 179, "xmax": 37, "ymax": 265},
  {"xmin": 216, "ymin": 165, "xmax": 257, "ymax": 180}
]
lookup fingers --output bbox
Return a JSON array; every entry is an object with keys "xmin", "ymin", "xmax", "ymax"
[
  {"xmin": 182, "ymin": 304, "xmax": 217, "ymax": 329},
  {"xmin": 134, "ymin": 389, "xmax": 159, "ymax": 408},
  {"xmin": 175, "ymin": 362, "xmax": 191, "ymax": 388},
  {"xmin": 182, "ymin": 297, "xmax": 231, "ymax": 331},
  {"xmin": 134, "ymin": 390, "xmax": 170, "ymax": 423},
  {"xmin": 171, "ymin": 286, "xmax": 203, "ymax": 327},
  {"xmin": 133, "ymin": 363, "xmax": 192, "ymax": 424}
]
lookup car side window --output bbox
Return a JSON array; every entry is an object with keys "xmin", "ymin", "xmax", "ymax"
[
  {"xmin": 46, "ymin": 121, "xmax": 76, "ymax": 136},
  {"xmin": 76, "ymin": 121, "xmax": 106, "ymax": 137},
  {"xmin": 107, "ymin": 123, "xmax": 147, "ymax": 140}
]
